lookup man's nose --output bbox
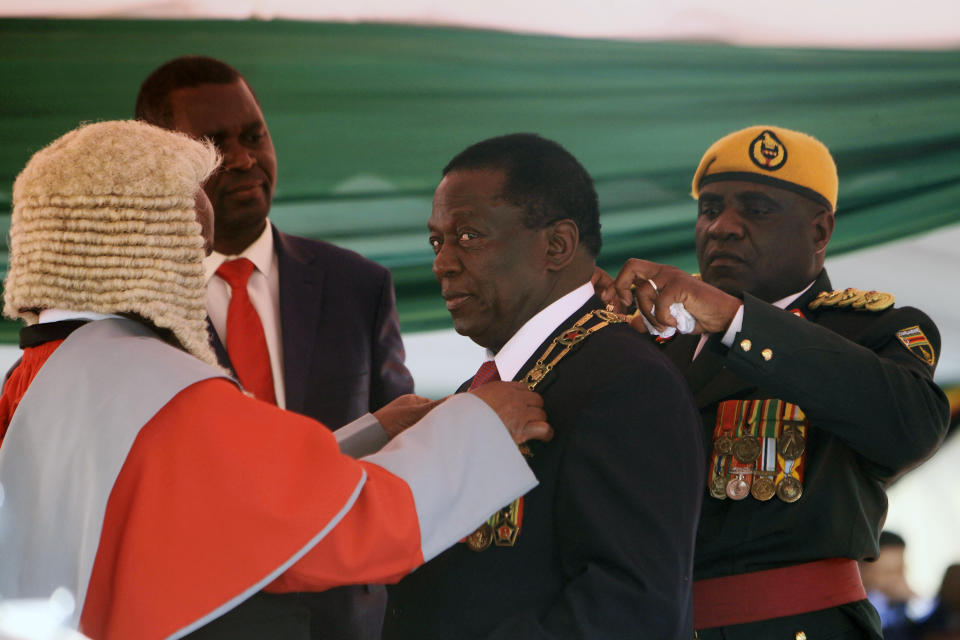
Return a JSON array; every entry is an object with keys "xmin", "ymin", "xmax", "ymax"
[
  {"xmin": 432, "ymin": 242, "xmax": 461, "ymax": 279},
  {"xmin": 707, "ymin": 207, "xmax": 745, "ymax": 239},
  {"xmin": 221, "ymin": 140, "xmax": 256, "ymax": 171}
]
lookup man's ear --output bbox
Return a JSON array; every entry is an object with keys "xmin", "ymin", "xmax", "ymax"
[
  {"xmin": 544, "ymin": 219, "xmax": 580, "ymax": 271},
  {"xmin": 812, "ymin": 209, "xmax": 835, "ymax": 255}
]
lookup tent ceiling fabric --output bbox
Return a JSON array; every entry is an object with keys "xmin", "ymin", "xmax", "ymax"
[
  {"xmin": 3, "ymin": 0, "xmax": 959, "ymax": 49},
  {"xmin": 0, "ymin": 19, "xmax": 958, "ymax": 383}
]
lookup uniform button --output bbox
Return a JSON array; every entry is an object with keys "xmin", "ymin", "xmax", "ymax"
[
  {"xmin": 761, "ymin": 348, "xmax": 773, "ymax": 361},
  {"xmin": 795, "ymin": 632, "xmax": 806, "ymax": 640},
  {"xmin": 740, "ymin": 339, "xmax": 752, "ymax": 352}
]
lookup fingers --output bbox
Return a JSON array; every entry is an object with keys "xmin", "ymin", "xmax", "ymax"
[
  {"xmin": 600, "ymin": 258, "xmax": 671, "ymax": 327},
  {"xmin": 469, "ymin": 382, "xmax": 551, "ymax": 447},
  {"xmin": 631, "ymin": 277, "xmax": 672, "ymax": 333},
  {"xmin": 374, "ymin": 395, "xmax": 443, "ymax": 439},
  {"xmin": 591, "ymin": 266, "xmax": 614, "ymax": 296},
  {"xmin": 517, "ymin": 418, "xmax": 553, "ymax": 444}
]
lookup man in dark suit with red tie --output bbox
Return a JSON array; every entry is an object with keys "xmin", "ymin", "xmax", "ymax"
[
  {"xmin": 135, "ymin": 56, "xmax": 414, "ymax": 640},
  {"xmin": 383, "ymin": 133, "xmax": 704, "ymax": 639}
]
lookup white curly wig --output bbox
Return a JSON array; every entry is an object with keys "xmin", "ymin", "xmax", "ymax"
[{"xmin": 4, "ymin": 119, "xmax": 221, "ymax": 366}]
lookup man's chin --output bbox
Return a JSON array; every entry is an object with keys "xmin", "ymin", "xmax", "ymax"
[
  {"xmin": 214, "ymin": 201, "xmax": 271, "ymax": 228},
  {"xmin": 703, "ymin": 274, "xmax": 746, "ymax": 298}
]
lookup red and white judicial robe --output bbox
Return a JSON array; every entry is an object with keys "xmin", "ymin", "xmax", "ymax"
[{"xmin": 0, "ymin": 318, "xmax": 536, "ymax": 639}]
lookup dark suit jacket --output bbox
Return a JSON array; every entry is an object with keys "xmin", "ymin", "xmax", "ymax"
[
  {"xmin": 201, "ymin": 225, "xmax": 414, "ymax": 640},
  {"xmin": 210, "ymin": 224, "xmax": 414, "ymax": 427},
  {"xmin": 664, "ymin": 270, "xmax": 949, "ymax": 640},
  {"xmin": 384, "ymin": 296, "xmax": 704, "ymax": 640}
]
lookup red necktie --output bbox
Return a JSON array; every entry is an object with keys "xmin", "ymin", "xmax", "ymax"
[
  {"xmin": 216, "ymin": 258, "xmax": 277, "ymax": 404},
  {"xmin": 468, "ymin": 360, "xmax": 501, "ymax": 390}
]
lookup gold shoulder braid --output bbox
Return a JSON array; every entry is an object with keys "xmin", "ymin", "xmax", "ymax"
[
  {"xmin": 808, "ymin": 288, "xmax": 894, "ymax": 312},
  {"xmin": 465, "ymin": 307, "xmax": 626, "ymax": 551}
]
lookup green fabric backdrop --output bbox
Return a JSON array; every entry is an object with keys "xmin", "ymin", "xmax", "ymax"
[{"xmin": 1, "ymin": 19, "xmax": 959, "ymax": 340}]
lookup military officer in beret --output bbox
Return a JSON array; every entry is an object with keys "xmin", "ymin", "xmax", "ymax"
[{"xmin": 598, "ymin": 125, "xmax": 951, "ymax": 639}]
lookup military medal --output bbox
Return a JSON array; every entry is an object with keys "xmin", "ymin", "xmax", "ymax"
[
  {"xmin": 725, "ymin": 404, "xmax": 760, "ymax": 499},
  {"xmin": 713, "ymin": 435, "xmax": 734, "ymax": 456},
  {"xmin": 492, "ymin": 500, "xmax": 522, "ymax": 546},
  {"xmin": 725, "ymin": 473, "xmax": 750, "ymax": 500},
  {"xmin": 466, "ymin": 522, "xmax": 494, "ymax": 551},
  {"xmin": 732, "ymin": 436, "xmax": 761, "ymax": 462},
  {"xmin": 709, "ymin": 475, "xmax": 728, "ymax": 500},
  {"xmin": 751, "ymin": 474, "xmax": 776, "ymax": 501},
  {"xmin": 776, "ymin": 475, "xmax": 803, "ymax": 503},
  {"xmin": 752, "ymin": 431, "xmax": 778, "ymax": 501},
  {"xmin": 778, "ymin": 424, "xmax": 806, "ymax": 460}
]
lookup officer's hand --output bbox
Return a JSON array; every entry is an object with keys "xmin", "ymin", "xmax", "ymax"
[
  {"xmin": 591, "ymin": 265, "xmax": 615, "ymax": 295},
  {"xmin": 373, "ymin": 394, "xmax": 442, "ymax": 439},
  {"xmin": 599, "ymin": 258, "xmax": 741, "ymax": 335},
  {"xmin": 469, "ymin": 381, "xmax": 552, "ymax": 445}
]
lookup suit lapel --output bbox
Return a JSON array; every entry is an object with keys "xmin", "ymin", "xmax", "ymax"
[
  {"xmin": 274, "ymin": 225, "xmax": 323, "ymax": 414},
  {"xmin": 207, "ymin": 317, "xmax": 236, "ymax": 378}
]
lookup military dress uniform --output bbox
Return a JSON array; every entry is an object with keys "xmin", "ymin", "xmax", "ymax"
[{"xmin": 660, "ymin": 270, "xmax": 949, "ymax": 639}]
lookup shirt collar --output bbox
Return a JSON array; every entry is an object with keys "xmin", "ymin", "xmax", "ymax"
[
  {"xmin": 204, "ymin": 222, "xmax": 274, "ymax": 283},
  {"xmin": 772, "ymin": 280, "xmax": 816, "ymax": 310},
  {"xmin": 38, "ymin": 309, "xmax": 123, "ymax": 324},
  {"xmin": 492, "ymin": 281, "xmax": 595, "ymax": 382}
]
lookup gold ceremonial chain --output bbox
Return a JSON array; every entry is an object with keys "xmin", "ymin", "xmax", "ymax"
[
  {"xmin": 521, "ymin": 308, "xmax": 625, "ymax": 391},
  {"xmin": 466, "ymin": 306, "xmax": 626, "ymax": 552}
]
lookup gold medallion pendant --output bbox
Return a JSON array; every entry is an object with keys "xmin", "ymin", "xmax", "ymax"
[{"xmin": 466, "ymin": 523, "xmax": 494, "ymax": 552}]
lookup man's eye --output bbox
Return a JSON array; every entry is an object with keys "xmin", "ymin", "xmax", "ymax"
[
  {"xmin": 429, "ymin": 237, "xmax": 441, "ymax": 253},
  {"xmin": 746, "ymin": 204, "xmax": 774, "ymax": 216},
  {"xmin": 459, "ymin": 231, "xmax": 477, "ymax": 242},
  {"xmin": 698, "ymin": 204, "xmax": 721, "ymax": 217}
]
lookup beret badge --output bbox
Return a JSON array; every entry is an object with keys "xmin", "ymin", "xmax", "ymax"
[{"xmin": 749, "ymin": 129, "xmax": 787, "ymax": 171}]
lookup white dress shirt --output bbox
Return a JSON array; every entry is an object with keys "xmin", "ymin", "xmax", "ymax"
[
  {"xmin": 203, "ymin": 224, "xmax": 287, "ymax": 408},
  {"xmin": 486, "ymin": 282, "xmax": 595, "ymax": 382}
]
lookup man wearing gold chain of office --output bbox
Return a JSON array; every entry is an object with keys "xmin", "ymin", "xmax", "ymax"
[{"xmin": 384, "ymin": 133, "xmax": 705, "ymax": 639}]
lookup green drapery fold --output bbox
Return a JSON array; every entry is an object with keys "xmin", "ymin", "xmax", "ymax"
[{"xmin": 1, "ymin": 19, "xmax": 958, "ymax": 338}]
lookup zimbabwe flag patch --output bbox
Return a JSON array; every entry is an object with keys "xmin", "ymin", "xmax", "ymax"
[{"xmin": 896, "ymin": 325, "xmax": 936, "ymax": 366}]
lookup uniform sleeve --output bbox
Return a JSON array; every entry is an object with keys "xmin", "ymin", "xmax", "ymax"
[
  {"xmin": 483, "ymin": 358, "xmax": 705, "ymax": 640},
  {"xmin": 721, "ymin": 294, "xmax": 949, "ymax": 476},
  {"xmin": 368, "ymin": 269, "xmax": 415, "ymax": 409}
]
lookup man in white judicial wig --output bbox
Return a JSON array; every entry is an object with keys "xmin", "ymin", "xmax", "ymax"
[{"xmin": 0, "ymin": 120, "xmax": 549, "ymax": 640}]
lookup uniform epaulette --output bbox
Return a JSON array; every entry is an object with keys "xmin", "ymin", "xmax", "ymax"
[{"xmin": 807, "ymin": 288, "xmax": 895, "ymax": 312}]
